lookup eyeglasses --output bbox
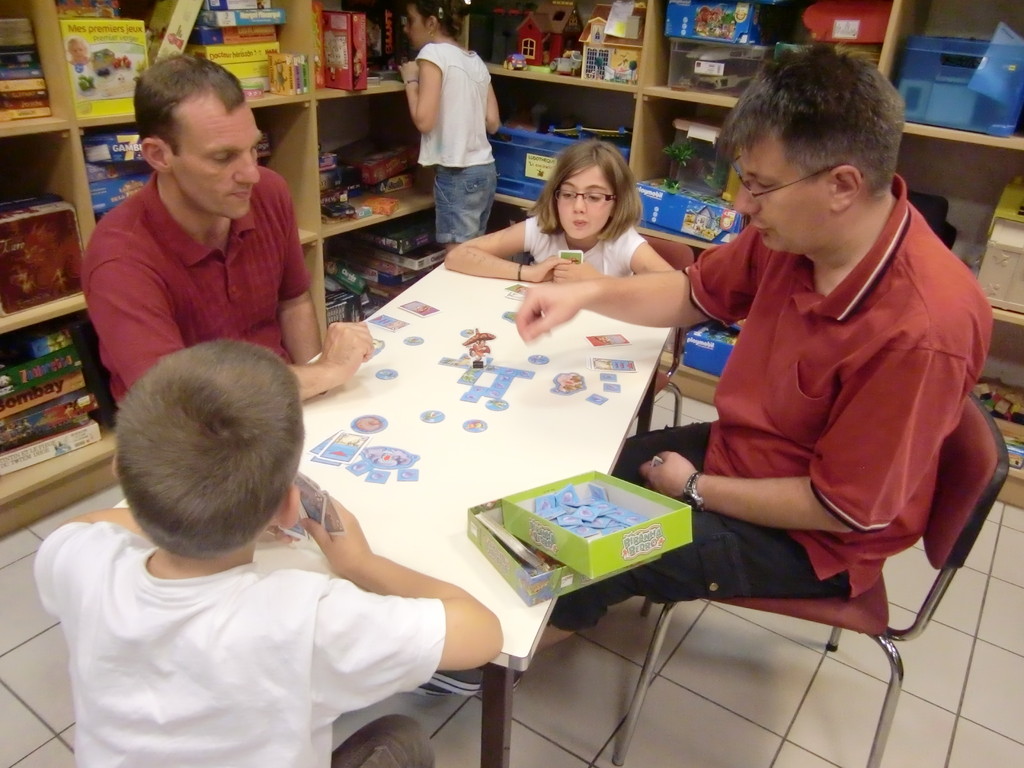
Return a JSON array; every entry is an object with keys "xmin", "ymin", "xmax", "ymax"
[
  {"xmin": 555, "ymin": 189, "xmax": 617, "ymax": 205},
  {"xmin": 731, "ymin": 159, "xmax": 838, "ymax": 199}
]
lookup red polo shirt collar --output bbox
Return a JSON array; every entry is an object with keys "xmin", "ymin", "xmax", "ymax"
[
  {"xmin": 139, "ymin": 175, "xmax": 256, "ymax": 265},
  {"xmin": 792, "ymin": 176, "xmax": 912, "ymax": 321}
]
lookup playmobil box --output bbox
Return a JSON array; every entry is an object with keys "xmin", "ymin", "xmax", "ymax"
[
  {"xmin": 664, "ymin": 0, "xmax": 801, "ymax": 45},
  {"xmin": 59, "ymin": 17, "xmax": 147, "ymax": 118},
  {"xmin": 667, "ymin": 39, "xmax": 772, "ymax": 95},
  {"xmin": 637, "ymin": 180, "xmax": 744, "ymax": 243},
  {"xmin": 322, "ymin": 10, "xmax": 367, "ymax": 91},
  {"xmin": 467, "ymin": 500, "xmax": 616, "ymax": 606},
  {"xmin": 501, "ymin": 472, "xmax": 692, "ymax": 579},
  {"xmin": 683, "ymin": 321, "xmax": 740, "ymax": 376}
]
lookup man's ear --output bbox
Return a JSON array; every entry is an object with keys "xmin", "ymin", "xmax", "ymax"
[
  {"xmin": 828, "ymin": 164, "xmax": 862, "ymax": 213},
  {"xmin": 141, "ymin": 136, "xmax": 173, "ymax": 172},
  {"xmin": 271, "ymin": 485, "xmax": 301, "ymax": 530}
]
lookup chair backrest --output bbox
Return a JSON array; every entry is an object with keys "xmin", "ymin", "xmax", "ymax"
[
  {"xmin": 923, "ymin": 393, "xmax": 1009, "ymax": 570},
  {"xmin": 643, "ymin": 236, "xmax": 696, "ymax": 272}
]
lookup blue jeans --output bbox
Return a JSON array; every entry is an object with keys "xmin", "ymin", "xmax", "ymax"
[{"xmin": 433, "ymin": 163, "xmax": 497, "ymax": 244}]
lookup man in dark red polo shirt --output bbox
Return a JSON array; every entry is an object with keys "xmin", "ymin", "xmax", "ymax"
[
  {"xmin": 83, "ymin": 55, "xmax": 373, "ymax": 402},
  {"xmin": 515, "ymin": 45, "xmax": 993, "ymax": 637}
]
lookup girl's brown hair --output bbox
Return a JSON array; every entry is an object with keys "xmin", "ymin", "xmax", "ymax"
[{"xmin": 531, "ymin": 139, "xmax": 641, "ymax": 241}]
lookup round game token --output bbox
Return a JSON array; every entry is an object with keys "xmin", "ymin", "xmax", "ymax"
[
  {"xmin": 528, "ymin": 354, "xmax": 550, "ymax": 365},
  {"xmin": 371, "ymin": 338, "xmax": 385, "ymax": 356},
  {"xmin": 351, "ymin": 414, "xmax": 388, "ymax": 434},
  {"xmin": 375, "ymin": 368, "xmax": 398, "ymax": 380},
  {"xmin": 462, "ymin": 419, "xmax": 488, "ymax": 433},
  {"xmin": 420, "ymin": 410, "xmax": 446, "ymax": 423},
  {"xmin": 460, "ymin": 328, "xmax": 476, "ymax": 338},
  {"xmin": 403, "ymin": 336, "xmax": 425, "ymax": 346},
  {"xmin": 486, "ymin": 399, "xmax": 509, "ymax": 411}
]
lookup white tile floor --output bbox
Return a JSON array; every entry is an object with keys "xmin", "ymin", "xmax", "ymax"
[{"xmin": 3, "ymin": 395, "xmax": 1024, "ymax": 768}]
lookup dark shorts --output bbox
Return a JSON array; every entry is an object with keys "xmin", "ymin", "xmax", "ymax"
[{"xmin": 550, "ymin": 423, "xmax": 850, "ymax": 632}]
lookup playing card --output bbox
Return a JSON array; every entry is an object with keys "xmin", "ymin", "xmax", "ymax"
[
  {"xmin": 399, "ymin": 300, "xmax": 440, "ymax": 317},
  {"xmin": 559, "ymin": 249, "xmax": 583, "ymax": 264},
  {"xmin": 588, "ymin": 357, "xmax": 637, "ymax": 372},
  {"xmin": 586, "ymin": 334, "xmax": 630, "ymax": 347},
  {"xmin": 505, "ymin": 284, "xmax": 528, "ymax": 300},
  {"xmin": 368, "ymin": 314, "xmax": 409, "ymax": 332},
  {"xmin": 295, "ymin": 472, "xmax": 344, "ymax": 535},
  {"xmin": 314, "ymin": 430, "xmax": 368, "ymax": 463}
]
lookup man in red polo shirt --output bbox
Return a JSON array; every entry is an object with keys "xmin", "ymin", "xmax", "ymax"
[
  {"xmin": 516, "ymin": 45, "xmax": 993, "ymax": 636},
  {"xmin": 83, "ymin": 55, "xmax": 373, "ymax": 402}
]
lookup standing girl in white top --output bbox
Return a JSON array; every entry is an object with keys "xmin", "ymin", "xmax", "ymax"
[
  {"xmin": 446, "ymin": 139, "xmax": 673, "ymax": 281},
  {"xmin": 400, "ymin": 1, "xmax": 501, "ymax": 250}
]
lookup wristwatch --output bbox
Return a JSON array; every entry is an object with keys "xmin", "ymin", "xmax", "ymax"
[{"xmin": 683, "ymin": 471, "xmax": 705, "ymax": 512}]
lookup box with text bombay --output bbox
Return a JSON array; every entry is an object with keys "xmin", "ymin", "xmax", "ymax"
[{"xmin": 501, "ymin": 472, "xmax": 692, "ymax": 579}]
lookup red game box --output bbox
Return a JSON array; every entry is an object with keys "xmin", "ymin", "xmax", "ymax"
[
  {"xmin": 322, "ymin": 10, "xmax": 367, "ymax": 91},
  {"xmin": 0, "ymin": 201, "xmax": 83, "ymax": 314}
]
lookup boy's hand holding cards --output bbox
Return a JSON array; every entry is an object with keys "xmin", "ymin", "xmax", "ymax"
[{"xmin": 280, "ymin": 473, "xmax": 344, "ymax": 539}]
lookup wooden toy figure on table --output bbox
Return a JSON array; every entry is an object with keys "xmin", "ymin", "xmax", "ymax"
[{"xmin": 463, "ymin": 329, "xmax": 495, "ymax": 368}]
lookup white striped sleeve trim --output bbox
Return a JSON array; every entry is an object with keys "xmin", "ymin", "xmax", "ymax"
[{"xmin": 812, "ymin": 484, "xmax": 890, "ymax": 533}]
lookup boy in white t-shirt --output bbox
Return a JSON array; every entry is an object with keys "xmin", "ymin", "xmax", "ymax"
[{"xmin": 34, "ymin": 339, "xmax": 502, "ymax": 768}]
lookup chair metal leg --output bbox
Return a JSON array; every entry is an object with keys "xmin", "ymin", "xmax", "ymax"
[
  {"xmin": 613, "ymin": 603, "xmax": 679, "ymax": 766},
  {"xmin": 826, "ymin": 626, "xmax": 842, "ymax": 653},
  {"xmin": 663, "ymin": 380, "xmax": 683, "ymax": 427},
  {"xmin": 866, "ymin": 634, "xmax": 904, "ymax": 768}
]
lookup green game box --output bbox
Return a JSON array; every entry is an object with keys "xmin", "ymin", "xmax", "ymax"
[
  {"xmin": 501, "ymin": 472, "xmax": 693, "ymax": 579},
  {"xmin": 467, "ymin": 500, "xmax": 608, "ymax": 606}
]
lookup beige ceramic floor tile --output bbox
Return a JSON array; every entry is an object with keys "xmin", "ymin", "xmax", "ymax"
[
  {"xmin": 579, "ymin": 595, "xmax": 705, "ymax": 666},
  {"xmin": 788, "ymin": 656, "xmax": 955, "ymax": 768},
  {"xmin": 591, "ymin": 676, "xmax": 782, "ymax": 768},
  {"xmin": 991, "ymin": 525, "xmax": 1024, "ymax": 588},
  {"xmin": 0, "ymin": 531, "xmax": 38, "ymax": 570},
  {"xmin": 0, "ymin": 684, "xmax": 54, "ymax": 768},
  {"xmin": 0, "ymin": 626, "xmax": 73, "ymax": 733},
  {"xmin": 7, "ymin": 736, "xmax": 75, "ymax": 768},
  {"xmin": 947, "ymin": 718, "xmax": 1024, "ymax": 768},
  {"xmin": 659, "ymin": 604, "xmax": 823, "ymax": 734},
  {"xmin": 977, "ymin": 577, "xmax": 1024, "ymax": 656},
  {"xmin": 0, "ymin": 555, "xmax": 57, "ymax": 657},
  {"xmin": 511, "ymin": 635, "xmax": 640, "ymax": 762},
  {"xmin": 961, "ymin": 639, "xmax": 1024, "ymax": 743},
  {"xmin": 430, "ymin": 698, "xmax": 589, "ymax": 768}
]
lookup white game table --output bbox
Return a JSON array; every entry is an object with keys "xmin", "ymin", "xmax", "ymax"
[{"xmin": 257, "ymin": 265, "xmax": 670, "ymax": 768}]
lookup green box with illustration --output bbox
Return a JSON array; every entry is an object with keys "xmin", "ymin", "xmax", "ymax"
[{"xmin": 500, "ymin": 472, "xmax": 692, "ymax": 579}]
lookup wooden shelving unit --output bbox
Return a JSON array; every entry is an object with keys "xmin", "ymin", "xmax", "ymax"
[{"xmin": 0, "ymin": 0, "xmax": 433, "ymax": 533}]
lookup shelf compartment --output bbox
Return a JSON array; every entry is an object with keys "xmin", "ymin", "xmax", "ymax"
[
  {"xmin": 0, "ymin": 429, "xmax": 117, "ymax": 537},
  {"xmin": 0, "ymin": 294, "xmax": 85, "ymax": 336},
  {"xmin": 320, "ymin": 188, "xmax": 435, "ymax": 238},
  {"xmin": 488, "ymin": 63, "xmax": 639, "ymax": 93}
]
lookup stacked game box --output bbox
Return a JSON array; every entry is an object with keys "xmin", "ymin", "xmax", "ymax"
[
  {"xmin": 184, "ymin": 36, "xmax": 280, "ymax": 94},
  {"xmin": 0, "ymin": 197, "xmax": 84, "ymax": 315},
  {"xmin": 147, "ymin": 0, "xmax": 205, "ymax": 62},
  {"xmin": 0, "ymin": 18, "xmax": 51, "ymax": 122},
  {"xmin": 81, "ymin": 130, "xmax": 151, "ymax": 216},
  {"xmin": 55, "ymin": 0, "xmax": 122, "ymax": 17},
  {"xmin": 0, "ymin": 319, "xmax": 103, "ymax": 475},
  {"xmin": 59, "ymin": 16, "xmax": 148, "ymax": 118},
  {"xmin": 189, "ymin": 1, "xmax": 289, "ymax": 96}
]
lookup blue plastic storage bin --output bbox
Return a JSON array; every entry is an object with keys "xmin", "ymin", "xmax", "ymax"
[
  {"xmin": 489, "ymin": 126, "xmax": 630, "ymax": 201},
  {"xmin": 897, "ymin": 34, "xmax": 1024, "ymax": 137}
]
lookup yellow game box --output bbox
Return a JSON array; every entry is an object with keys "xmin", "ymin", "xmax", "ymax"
[
  {"xmin": 184, "ymin": 40, "xmax": 280, "ymax": 65},
  {"xmin": 59, "ymin": 18, "xmax": 146, "ymax": 118}
]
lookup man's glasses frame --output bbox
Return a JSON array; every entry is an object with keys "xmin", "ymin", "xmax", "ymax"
[
  {"xmin": 731, "ymin": 160, "xmax": 839, "ymax": 199},
  {"xmin": 555, "ymin": 189, "xmax": 617, "ymax": 205}
]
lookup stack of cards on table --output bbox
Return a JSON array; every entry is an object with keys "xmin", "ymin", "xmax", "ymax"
[
  {"xmin": 586, "ymin": 334, "xmax": 629, "ymax": 347},
  {"xmin": 588, "ymin": 356, "xmax": 637, "ymax": 372},
  {"xmin": 505, "ymin": 283, "xmax": 527, "ymax": 300},
  {"xmin": 279, "ymin": 472, "xmax": 345, "ymax": 539},
  {"xmin": 367, "ymin": 314, "xmax": 409, "ymax": 332},
  {"xmin": 533, "ymin": 482, "xmax": 645, "ymax": 538}
]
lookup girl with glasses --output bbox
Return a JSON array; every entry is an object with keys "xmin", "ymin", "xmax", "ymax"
[{"xmin": 445, "ymin": 139, "xmax": 673, "ymax": 282}]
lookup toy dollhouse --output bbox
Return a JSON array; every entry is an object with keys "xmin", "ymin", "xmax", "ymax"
[
  {"xmin": 516, "ymin": 1, "xmax": 583, "ymax": 67},
  {"xmin": 579, "ymin": 3, "xmax": 645, "ymax": 84}
]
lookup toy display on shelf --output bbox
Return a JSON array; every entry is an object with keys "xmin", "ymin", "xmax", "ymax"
[
  {"xmin": 580, "ymin": 3, "xmax": 645, "ymax": 84},
  {"xmin": 0, "ymin": 18, "xmax": 51, "ymax": 122},
  {"xmin": 516, "ymin": 1, "xmax": 583, "ymax": 67},
  {"xmin": 58, "ymin": 16, "xmax": 147, "ymax": 118},
  {"xmin": 978, "ymin": 175, "xmax": 1024, "ymax": 314}
]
